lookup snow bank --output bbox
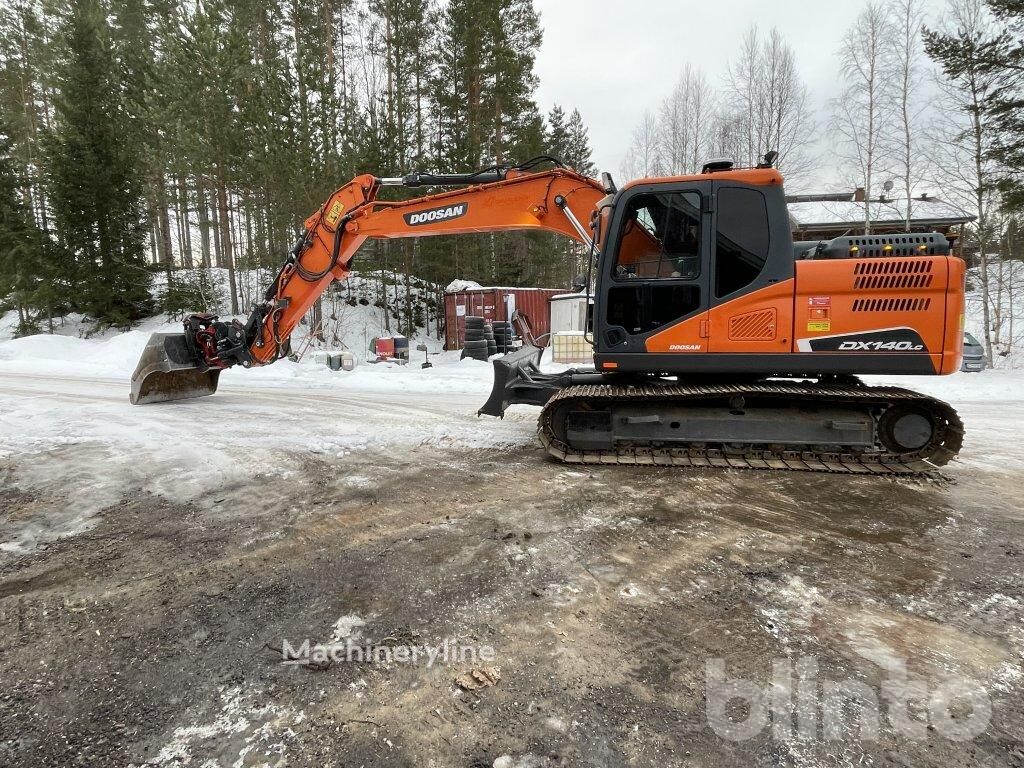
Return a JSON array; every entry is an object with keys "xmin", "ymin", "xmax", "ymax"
[
  {"xmin": 0, "ymin": 323, "xmax": 499, "ymax": 399},
  {"xmin": 0, "ymin": 329, "xmax": 154, "ymax": 378},
  {"xmin": 865, "ymin": 369, "xmax": 1024, "ymax": 403}
]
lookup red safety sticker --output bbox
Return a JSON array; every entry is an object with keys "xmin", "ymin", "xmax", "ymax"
[{"xmin": 808, "ymin": 296, "xmax": 831, "ymax": 307}]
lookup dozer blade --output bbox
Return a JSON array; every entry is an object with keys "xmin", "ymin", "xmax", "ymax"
[
  {"xmin": 478, "ymin": 344, "xmax": 547, "ymax": 417},
  {"xmin": 129, "ymin": 332, "xmax": 221, "ymax": 405}
]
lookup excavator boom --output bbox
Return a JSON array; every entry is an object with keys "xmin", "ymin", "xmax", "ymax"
[{"xmin": 130, "ymin": 161, "xmax": 604, "ymax": 404}]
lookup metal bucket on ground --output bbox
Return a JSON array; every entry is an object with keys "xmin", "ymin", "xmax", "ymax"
[{"xmin": 129, "ymin": 333, "xmax": 220, "ymax": 405}]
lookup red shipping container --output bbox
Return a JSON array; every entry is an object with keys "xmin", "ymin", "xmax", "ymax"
[{"xmin": 443, "ymin": 286, "xmax": 564, "ymax": 349}]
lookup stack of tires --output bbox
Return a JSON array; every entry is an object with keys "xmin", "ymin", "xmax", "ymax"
[
  {"xmin": 484, "ymin": 323, "xmax": 497, "ymax": 357},
  {"xmin": 491, "ymin": 320, "xmax": 515, "ymax": 354},
  {"xmin": 461, "ymin": 316, "xmax": 490, "ymax": 361}
]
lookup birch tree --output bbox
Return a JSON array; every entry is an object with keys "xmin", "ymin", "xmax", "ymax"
[
  {"xmin": 657, "ymin": 65, "xmax": 714, "ymax": 175},
  {"xmin": 926, "ymin": 0, "xmax": 1005, "ymax": 365},
  {"xmin": 832, "ymin": 2, "xmax": 893, "ymax": 234},
  {"xmin": 620, "ymin": 110, "xmax": 661, "ymax": 181},
  {"xmin": 889, "ymin": 0, "xmax": 929, "ymax": 228},
  {"xmin": 724, "ymin": 26, "xmax": 815, "ymax": 183}
]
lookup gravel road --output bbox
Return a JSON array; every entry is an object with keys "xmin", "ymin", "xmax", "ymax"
[{"xmin": 0, "ymin": 370, "xmax": 1022, "ymax": 767}]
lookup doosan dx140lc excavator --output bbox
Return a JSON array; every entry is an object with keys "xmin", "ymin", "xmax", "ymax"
[{"xmin": 130, "ymin": 155, "xmax": 966, "ymax": 474}]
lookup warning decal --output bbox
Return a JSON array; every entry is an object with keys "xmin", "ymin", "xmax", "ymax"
[
  {"xmin": 807, "ymin": 321, "xmax": 831, "ymax": 332},
  {"xmin": 325, "ymin": 200, "xmax": 345, "ymax": 227}
]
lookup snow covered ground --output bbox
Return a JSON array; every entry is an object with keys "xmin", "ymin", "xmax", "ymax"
[
  {"xmin": 0, "ymin": 323, "xmax": 538, "ymax": 555},
  {"xmin": 1, "ymin": 317, "xmax": 1022, "ymax": 557}
]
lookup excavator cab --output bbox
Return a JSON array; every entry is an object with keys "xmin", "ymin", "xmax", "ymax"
[{"xmin": 592, "ymin": 174, "xmax": 795, "ymax": 372}]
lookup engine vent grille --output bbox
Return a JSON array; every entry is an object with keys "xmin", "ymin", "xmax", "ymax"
[
  {"xmin": 852, "ymin": 297, "xmax": 932, "ymax": 312},
  {"xmin": 853, "ymin": 259, "xmax": 934, "ymax": 290},
  {"xmin": 729, "ymin": 309, "xmax": 777, "ymax": 340},
  {"xmin": 846, "ymin": 233, "xmax": 945, "ymax": 257}
]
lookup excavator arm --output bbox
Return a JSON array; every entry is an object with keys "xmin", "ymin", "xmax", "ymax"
[{"xmin": 130, "ymin": 163, "xmax": 605, "ymax": 404}]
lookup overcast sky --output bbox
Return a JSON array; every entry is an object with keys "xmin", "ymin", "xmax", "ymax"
[{"xmin": 533, "ymin": 0, "xmax": 947, "ymax": 190}]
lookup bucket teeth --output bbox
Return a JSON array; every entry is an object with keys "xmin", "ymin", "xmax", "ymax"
[{"xmin": 129, "ymin": 333, "xmax": 220, "ymax": 405}]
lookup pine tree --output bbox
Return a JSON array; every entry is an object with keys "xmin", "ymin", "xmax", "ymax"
[
  {"xmin": 545, "ymin": 104, "xmax": 568, "ymax": 160},
  {"xmin": 0, "ymin": 0, "xmax": 57, "ymax": 233},
  {"xmin": 979, "ymin": 0, "xmax": 1024, "ymax": 206},
  {"xmin": 0, "ymin": 115, "xmax": 46, "ymax": 335},
  {"xmin": 45, "ymin": 0, "xmax": 151, "ymax": 328},
  {"xmin": 565, "ymin": 108, "xmax": 595, "ymax": 176}
]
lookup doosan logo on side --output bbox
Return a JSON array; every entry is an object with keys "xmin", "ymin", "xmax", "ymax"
[
  {"xmin": 669, "ymin": 344, "xmax": 702, "ymax": 351},
  {"xmin": 404, "ymin": 203, "xmax": 468, "ymax": 226}
]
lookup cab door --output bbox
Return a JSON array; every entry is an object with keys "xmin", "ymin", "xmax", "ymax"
[
  {"xmin": 596, "ymin": 181, "xmax": 713, "ymax": 356},
  {"xmin": 707, "ymin": 181, "xmax": 795, "ymax": 353}
]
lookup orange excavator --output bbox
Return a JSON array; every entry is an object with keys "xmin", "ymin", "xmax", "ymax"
[{"xmin": 130, "ymin": 155, "xmax": 966, "ymax": 473}]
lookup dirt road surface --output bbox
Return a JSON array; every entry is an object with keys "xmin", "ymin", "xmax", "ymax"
[{"xmin": 1, "ymin": 370, "xmax": 1022, "ymax": 767}]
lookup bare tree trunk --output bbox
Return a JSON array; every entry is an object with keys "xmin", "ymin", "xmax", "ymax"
[
  {"xmin": 972, "ymin": 96, "xmax": 994, "ymax": 366},
  {"xmin": 1007, "ymin": 225, "xmax": 1016, "ymax": 355},
  {"xmin": 891, "ymin": 0, "xmax": 923, "ymax": 230},
  {"xmin": 380, "ymin": 242, "xmax": 391, "ymax": 333},
  {"xmin": 435, "ymin": 285, "xmax": 443, "ymax": 342},
  {"xmin": 211, "ymin": 188, "xmax": 223, "ymax": 269},
  {"xmin": 197, "ymin": 179, "xmax": 212, "ymax": 269},
  {"xmin": 216, "ymin": 168, "xmax": 239, "ymax": 315},
  {"xmin": 404, "ymin": 243, "xmax": 414, "ymax": 337},
  {"xmin": 148, "ymin": 215, "xmax": 159, "ymax": 265},
  {"xmin": 311, "ymin": 299, "xmax": 324, "ymax": 343},
  {"xmin": 231, "ymin": 194, "xmax": 248, "ymax": 307},
  {"xmin": 177, "ymin": 173, "xmax": 193, "ymax": 269}
]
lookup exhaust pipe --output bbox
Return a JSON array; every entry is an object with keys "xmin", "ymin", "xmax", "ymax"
[{"xmin": 129, "ymin": 332, "xmax": 221, "ymax": 405}]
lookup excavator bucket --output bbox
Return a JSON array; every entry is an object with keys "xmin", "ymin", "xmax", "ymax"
[
  {"xmin": 478, "ymin": 344, "xmax": 546, "ymax": 417},
  {"xmin": 129, "ymin": 332, "xmax": 221, "ymax": 405}
]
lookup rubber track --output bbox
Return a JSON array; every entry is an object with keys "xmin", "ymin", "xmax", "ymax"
[{"xmin": 538, "ymin": 381, "xmax": 964, "ymax": 474}]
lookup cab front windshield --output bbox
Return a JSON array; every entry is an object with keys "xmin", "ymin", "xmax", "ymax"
[{"xmin": 614, "ymin": 191, "xmax": 701, "ymax": 280}]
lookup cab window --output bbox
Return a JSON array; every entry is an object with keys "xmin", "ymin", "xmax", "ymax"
[
  {"xmin": 715, "ymin": 187, "xmax": 769, "ymax": 297},
  {"xmin": 614, "ymin": 191, "xmax": 701, "ymax": 280}
]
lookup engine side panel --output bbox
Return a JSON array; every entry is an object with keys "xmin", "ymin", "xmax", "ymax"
[{"xmin": 792, "ymin": 255, "xmax": 955, "ymax": 374}]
